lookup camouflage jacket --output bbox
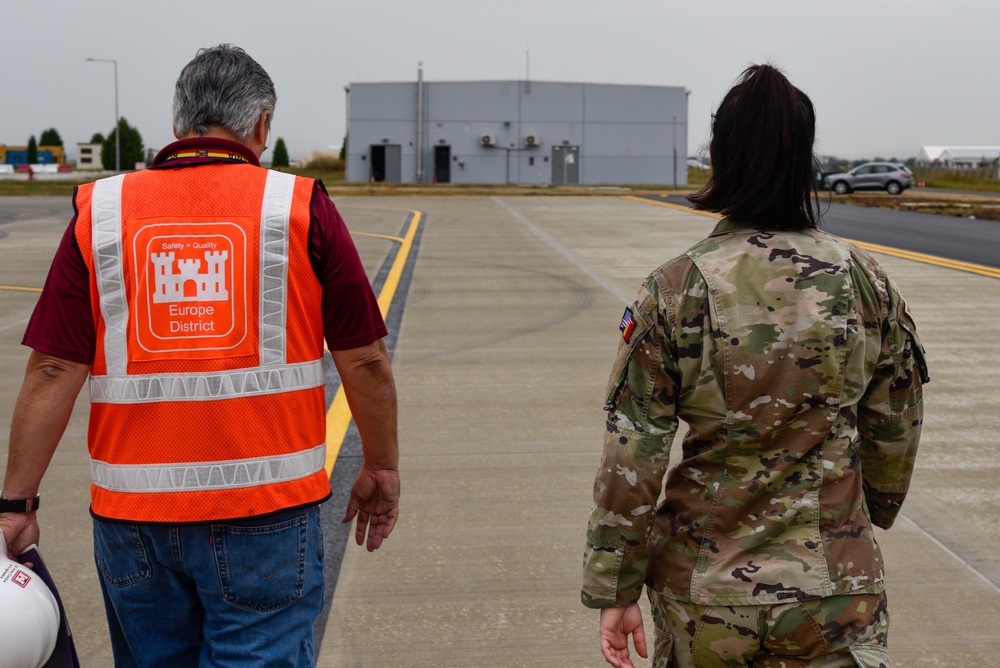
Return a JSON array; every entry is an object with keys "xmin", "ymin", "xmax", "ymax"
[{"xmin": 582, "ymin": 218, "xmax": 928, "ymax": 608}]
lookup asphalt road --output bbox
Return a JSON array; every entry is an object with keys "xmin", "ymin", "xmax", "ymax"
[{"xmin": 662, "ymin": 195, "xmax": 1000, "ymax": 269}]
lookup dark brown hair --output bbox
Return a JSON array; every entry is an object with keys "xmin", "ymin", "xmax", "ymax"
[{"xmin": 688, "ymin": 64, "xmax": 819, "ymax": 230}]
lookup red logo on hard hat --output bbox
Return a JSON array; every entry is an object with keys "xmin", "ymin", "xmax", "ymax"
[{"xmin": 12, "ymin": 570, "xmax": 30, "ymax": 588}]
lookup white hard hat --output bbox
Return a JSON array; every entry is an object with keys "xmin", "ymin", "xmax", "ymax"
[{"xmin": 0, "ymin": 553, "xmax": 60, "ymax": 668}]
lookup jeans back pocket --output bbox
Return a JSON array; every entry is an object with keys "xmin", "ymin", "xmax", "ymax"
[
  {"xmin": 213, "ymin": 515, "xmax": 307, "ymax": 612},
  {"xmin": 93, "ymin": 521, "xmax": 152, "ymax": 588}
]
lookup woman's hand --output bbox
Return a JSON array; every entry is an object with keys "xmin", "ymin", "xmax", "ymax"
[{"xmin": 599, "ymin": 603, "xmax": 648, "ymax": 668}]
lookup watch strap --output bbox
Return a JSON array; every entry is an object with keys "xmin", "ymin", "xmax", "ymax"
[{"xmin": 0, "ymin": 495, "xmax": 40, "ymax": 513}]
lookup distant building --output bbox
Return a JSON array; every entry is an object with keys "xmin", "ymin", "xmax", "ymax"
[
  {"xmin": 915, "ymin": 146, "xmax": 1000, "ymax": 168},
  {"xmin": 77, "ymin": 143, "xmax": 103, "ymax": 170},
  {"xmin": 0, "ymin": 145, "xmax": 66, "ymax": 165},
  {"xmin": 345, "ymin": 77, "xmax": 689, "ymax": 186}
]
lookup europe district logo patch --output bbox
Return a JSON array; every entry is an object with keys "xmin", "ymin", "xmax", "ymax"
[
  {"xmin": 130, "ymin": 219, "xmax": 254, "ymax": 361},
  {"xmin": 620, "ymin": 307, "xmax": 635, "ymax": 343}
]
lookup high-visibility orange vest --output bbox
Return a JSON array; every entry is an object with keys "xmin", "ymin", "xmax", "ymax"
[{"xmin": 74, "ymin": 165, "xmax": 330, "ymax": 523}]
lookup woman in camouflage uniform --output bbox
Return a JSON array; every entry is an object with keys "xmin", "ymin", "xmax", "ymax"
[{"xmin": 582, "ymin": 64, "xmax": 928, "ymax": 668}]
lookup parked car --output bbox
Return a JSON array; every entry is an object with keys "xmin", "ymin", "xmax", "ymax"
[{"xmin": 823, "ymin": 162, "xmax": 913, "ymax": 195}]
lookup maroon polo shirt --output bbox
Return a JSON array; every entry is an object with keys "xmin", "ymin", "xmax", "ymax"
[{"xmin": 23, "ymin": 138, "xmax": 386, "ymax": 364}]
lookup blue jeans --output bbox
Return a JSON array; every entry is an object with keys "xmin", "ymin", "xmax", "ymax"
[{"xmin": 93, "ymin": 505, "xmax": 325, "ymax": 667}]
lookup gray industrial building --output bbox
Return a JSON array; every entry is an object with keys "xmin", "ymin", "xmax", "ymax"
[{"xmin": 344, "ymin": 76, "xmax": 688, "ymax": 186}]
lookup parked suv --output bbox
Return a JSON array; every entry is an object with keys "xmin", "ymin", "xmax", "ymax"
[{"xmin": 823, "ymin": 162, "xmax": 913, "ymax": 195}]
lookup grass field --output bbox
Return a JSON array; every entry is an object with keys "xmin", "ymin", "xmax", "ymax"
[
  {"xmin": 912, "ymin": 167, "xmax": 1000, "ymax": 192},
  {"xmin": 0, "ymin": 179, "xmax": 89, "ymax": 197},
  {"xmin": 0, "ymin": 165, "xmax": 701, "ymax": 197},
  {"xmin": 3, "ymin": 166, "xmax": 996, "ymax": 218}
]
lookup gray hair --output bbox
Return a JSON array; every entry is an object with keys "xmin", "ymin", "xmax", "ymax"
[{"xmin": 172, "ymin": 44, "xmax": 276, "ymax": 143}]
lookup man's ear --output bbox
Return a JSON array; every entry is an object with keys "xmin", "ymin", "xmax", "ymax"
[{"xmin": 254, "ymin": 111, "xmax": 270, "ymax": 147}]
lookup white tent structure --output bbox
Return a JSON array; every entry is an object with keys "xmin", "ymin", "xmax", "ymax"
[{"xmin": 916, "ymin": 146, "xmax": 1000, "ymax": 168}]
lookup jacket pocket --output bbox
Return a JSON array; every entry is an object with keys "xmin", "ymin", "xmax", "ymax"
[
  {"xmin": 604, "ymin": 305, "xmax": 655, "ymax": 411},
  {"xmin": 898, "ymin": 304, "xmax": 929, "ymax": 384},
  {"xmin": 849, "ymin": 642, "xmax": 891, "ymax": 668},
  {"xmin": 651, "ymin": 619, "xmax": 675, "ymax": 668}
]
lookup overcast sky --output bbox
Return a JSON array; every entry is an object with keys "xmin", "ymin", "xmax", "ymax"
[{"xmin": 3, "ymin": 1, "xmax": 996, "ymax": 163}]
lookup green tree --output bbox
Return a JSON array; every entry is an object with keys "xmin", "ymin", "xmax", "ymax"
[
  {"xmin": 102, "ymin": 118, "xmax": 144, "ymax": 171},
  {"xmin": 39, "ymin": 128, "xmax": 63, "ymax": 147},
  {"xmin": 27, "ymin": 135, "xmax": 37, "ymax": 164},
  {"xmin": 339, "ymin": 135, "xmax": 347, "ymax": 161},
  {"xmin": 271, "ymin": 137, "xmax": 290, "ymax": 169},
  {"xmin": 90, "ymin": 132, "xmax": 105, "ymax": 144}
]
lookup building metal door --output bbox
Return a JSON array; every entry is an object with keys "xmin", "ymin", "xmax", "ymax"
[
  {"xmin": 551, "ymin": 145, "xmax": 579, "ymax": 185},
  {"xmin": 434, "ymin": 145, "xmax": 451, "ymax": 183},
  {"xmin": 384, "ymin": 144, "xmax": 402, "ymax": 183},
  {"xmin": 370, "ymin": 144, "xmax": 402, "ymax": 183},
  {"xmin": 369, "ymin": 145, "xmax": 386, "ymax": 182}
]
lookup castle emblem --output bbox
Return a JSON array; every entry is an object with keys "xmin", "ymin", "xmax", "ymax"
[{"xmin": 150, "ymin": 250, "xmax": 229, "ymax": 303}]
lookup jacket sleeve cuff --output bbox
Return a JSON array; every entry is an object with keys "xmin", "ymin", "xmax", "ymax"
[{"xmin": 581, "ymin": 536, "xmax": 646, "ymax": 608}]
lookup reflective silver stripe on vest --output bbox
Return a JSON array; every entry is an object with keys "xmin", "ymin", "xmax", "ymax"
[
  {"xmin": 259, "ymin": 170, "xmax": 294, "ymax": 367},
  {"xmin": 91, "ymin": 174, "xmax": 129, "ymax": 376},
  {"xmin": 90, "ymin": 359, "xmax": 324, "ymax": 403},
  {"xmin": 91, "ymin": 443, "xmax": 326, "ymax": 493}
]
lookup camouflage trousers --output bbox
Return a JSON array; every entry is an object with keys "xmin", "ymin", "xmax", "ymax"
[{"xmin": 648, "ymin": 590, "xmax": 890, "ymax": 668}]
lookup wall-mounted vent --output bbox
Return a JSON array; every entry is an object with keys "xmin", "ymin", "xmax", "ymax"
[
  {"xmin": 480, "ymin": 134, "xmax": 497, "ymax": 147},
  {"xmin": 524, "ymin": 134, "xmax": 541, "ymax": 147}
]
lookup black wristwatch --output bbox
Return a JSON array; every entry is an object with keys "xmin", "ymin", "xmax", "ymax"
[{"xmin": 0, "ymin": 495, "xmax": 40, "ymax": 513}]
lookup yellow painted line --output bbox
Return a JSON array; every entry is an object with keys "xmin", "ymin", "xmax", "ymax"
[
  {"xmin": 623, "ymin": 195, "xmax": 1000, "ymax": 279},
  {"xmin": 321, "ymin": 234, "xmax": 409, "ymax": 354},
  {"xmin": 842, "ymin": 238, "xmax": 1000, "ymax": 279},
  {"xmin": 325, "ymin": 209, "xmax": 423, "ymax": 474},
  {"xmin": 352, "ymin": 231, "xmax": 405, "ymax": 243},
  {"xmin": 0, "ymin": 285, "xmax": 42, "ymax": 293},
  {"xmin": 375, "ymin": 212, "xmax": 422, "ymax": 319},
  {"xmin": 321, "ymin": 228, "xmax": 408, "ymax": 349}
]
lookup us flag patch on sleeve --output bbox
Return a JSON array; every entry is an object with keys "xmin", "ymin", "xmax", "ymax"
[{"xmin": 620, "ymin": 307, "xmax": 635, "ymax": 343}]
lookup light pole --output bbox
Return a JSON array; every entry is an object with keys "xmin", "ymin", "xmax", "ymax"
[
  {"xmin": 672, "ymin": 115, "xmax": 677, "ymax": 190},
  {"xmin": 86, "ymin": 58, "xmax": 119, "ymax": 172}
]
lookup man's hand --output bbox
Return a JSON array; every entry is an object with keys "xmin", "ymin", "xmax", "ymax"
[
  {"xmin": 599, "ymin": 603, "xmax": 648, "ymax": 668},
  {"xmin": 0, "ymin": 513, "xmax": 39, "ymax": 561},
  {"xmin": 332, "ymin": 340, "xmax": 399, "ymax": 552},
  {"xmin": 342, "ymin": 464, "xmax": 399, "ymax": 552}
]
